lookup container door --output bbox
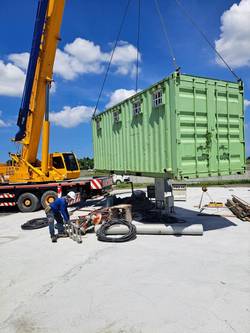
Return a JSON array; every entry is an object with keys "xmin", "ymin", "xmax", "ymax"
[
  {"xmin": 175, "ymin": 75, "xmax": 244, "ymax": 178},
  {"xmin": 176, "ymin": 77, "xmax": 212, "ymax": 178},
  {"xmin": 214, "ymin": 84, "xmax": 244, "ymax": 175}
]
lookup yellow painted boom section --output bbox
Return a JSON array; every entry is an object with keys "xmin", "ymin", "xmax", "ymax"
[{"xmin": 21, "ymin": 0, "xmax": 65, "ymax": 164}]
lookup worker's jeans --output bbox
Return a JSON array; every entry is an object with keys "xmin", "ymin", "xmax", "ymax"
[{"xmin": 46, "ymin": 210, "xmax": 64, "ymax": 237}]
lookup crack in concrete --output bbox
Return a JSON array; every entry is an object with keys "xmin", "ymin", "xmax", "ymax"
[
  {"xmin": 210, "ymin": 310, "xmax": 238, "ymax": 333},
  {"xmin": 97, "ymin": 322, "xmax": 143, "ymax": 333},
  {"xmin": 37, "ymin": 246, "xmax": 114, "ymax": 297},
  {"xmin": 0, "ymin": 303, "xmax": 24, "ymax": 331},
  {"xmin": 61, "ymin": 247, "xmax": 113, "ymax": 282},
  {"xmin": 39, "ymin": 282, "xmax": 55, "ymax": 296}
]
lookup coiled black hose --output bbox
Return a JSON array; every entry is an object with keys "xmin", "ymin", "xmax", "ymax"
[{"xmin": 96, "ymin": 218, "xmax": 137, "ymax": 243}]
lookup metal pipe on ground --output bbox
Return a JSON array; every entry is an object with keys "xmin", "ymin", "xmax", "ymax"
[{"xmin": 95, "ymin": 223, "xmax": 203, "ymax": 236}]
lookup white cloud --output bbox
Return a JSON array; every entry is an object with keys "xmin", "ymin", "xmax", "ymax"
[
  {"xmin": 54, "ymin": 38, "xmax": 140, "ymax": 80},
  {"xmin": 0, "ymin": 60, "xmax": 25, "ymax": 97},
  {"xmin": 111, "ymin": 41, "xmax": 140, "ymax": 76},
  {"xmin": 215, "ymin": 0, "xmax": 250, "ymax": 68},
  {"xmin": 53, "ymin": 49, "xmax": 82, "ymax": 80},
  {"xmin": 0, "ymin": 37, "xmax": 140, "ymax": 97},
  {"xmin": 244, "ymin": 99, "xmax": 250, "ymax": 108},
  {"xmin": 0, "ymin": 53, "xmax": 56, "ymax": 96},
  {"xmin": 65, "ymin": 38, "xmax": 108, "ymax": 63},
  {"xmin": 106, "ymin": 88, "xmax": 136, "ymax": 108},
  {"xmin": 0, "ymin": 111, "xmax": 10, "ymax": 127},
  {"xmin": 50, "ymin": 105, "xmax": 94, "ymax": 128},
  {"xmin": 50, "ymin": 82, "xmax": 56, "ymax": 94},
  {"xmin": 49, "ymin": 88, "xmax": 138, "ymax": 128},
  {"xmin": 53, "ymin": 40, "xmax": 106, "ymax": 80},
  {"xmin": 8, "ymin": 52, "xmax": 29, "ymax": 71},
  {"xmin": 0, "ymin": 119, "xmax": 7, "ymax": 127}
]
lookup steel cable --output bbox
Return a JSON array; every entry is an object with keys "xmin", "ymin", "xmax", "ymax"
[
  {"xmin": 174, "ymin": 0, "xmax": 240, "ymax": 81},
  {"xmin": 154, "ymin": 0, "xmax": 179, "ymax": 71},
  {"xmin": 92, "ymin": 0, "xmax": 132, "ymax": 119}
]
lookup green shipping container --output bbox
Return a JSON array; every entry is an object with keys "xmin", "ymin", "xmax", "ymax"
[{"xmin": 92, "ymin": 72, "xmax": 245, "ymax": 179}]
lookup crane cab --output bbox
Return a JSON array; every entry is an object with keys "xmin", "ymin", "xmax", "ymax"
[{"xmin": 51, "ymin": 152, "xmax": 80, "ymax": 180}]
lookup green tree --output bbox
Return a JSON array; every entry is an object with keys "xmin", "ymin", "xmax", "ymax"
[{"xmin": 78, "ymin": 157, "xmax": 94, "ymax": 170}]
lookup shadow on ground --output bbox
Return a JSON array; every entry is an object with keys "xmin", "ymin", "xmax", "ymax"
[
  {"xmin": 72, "ymin": 195, "xmax": 237, "ymax": 233},
  {"xmin": 173, "ymin": 206, "xmax": 237, "ymax": 232},
  {"xmin": 0, "ymin": 193, "xmax": 238, "ymax": 234}
]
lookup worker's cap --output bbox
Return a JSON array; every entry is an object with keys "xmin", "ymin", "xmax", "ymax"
[{"xmin": 67, "ymin": 191, "xmax": 76, "ymax": 200}]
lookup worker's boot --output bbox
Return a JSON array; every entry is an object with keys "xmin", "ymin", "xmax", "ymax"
[{"xmin": 51, "ymin": 235, "xmax": 57, "ymax": 243}]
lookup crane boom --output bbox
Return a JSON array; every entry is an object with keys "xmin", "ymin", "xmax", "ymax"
[
  {"xmin": 15, "ymin": 0, "xmax": 49, "ymax": 142},
  {"xmin": 15, "ymin": 0, "xmax": 65, "ymax": 164}
]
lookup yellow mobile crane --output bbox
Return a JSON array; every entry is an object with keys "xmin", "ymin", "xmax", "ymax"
[
  {"xmin": 0, "ymin": 0, "xmax": 80, "ymax": 184},
  {"xmin": 0, "ymin": 1, "xmax": 112, "ymax": 212}
]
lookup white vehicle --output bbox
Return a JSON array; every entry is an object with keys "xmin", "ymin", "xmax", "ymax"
[{"xmin": 112, "ymin": 174, "xmax": 130, "ymax": 185}]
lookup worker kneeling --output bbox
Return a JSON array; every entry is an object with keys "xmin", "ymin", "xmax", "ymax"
[{"xmin": 45, "ymin": 191, "xmax": 76, "ymax": 243}]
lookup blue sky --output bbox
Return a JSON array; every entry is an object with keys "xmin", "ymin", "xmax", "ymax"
[{"xmin": 0, "ymin": 0, "xmax": 249, "ymax": 161}]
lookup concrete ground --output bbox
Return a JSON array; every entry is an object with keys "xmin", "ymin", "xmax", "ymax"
[{"xmin": 0, "ymin": 187, "xmax": 249, "ymax": 333}]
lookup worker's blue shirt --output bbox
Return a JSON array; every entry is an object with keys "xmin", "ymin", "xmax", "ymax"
[{"xmin": 50, "ymin": 197, "xmax": 69, "ymax": 222}]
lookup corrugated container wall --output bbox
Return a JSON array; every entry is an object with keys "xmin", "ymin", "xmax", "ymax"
[{"xmin": 92, "ymin": 72, "xmax": 245, "ymax": 179}]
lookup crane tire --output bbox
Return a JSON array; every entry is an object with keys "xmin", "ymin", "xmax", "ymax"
[
  {"xmin": 17, "ymin": 193, "xmax": 40, "ymax": 213},
  {"xmin": 41, "ymin": 190, "xmax": 58, "ymax": 209}
]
